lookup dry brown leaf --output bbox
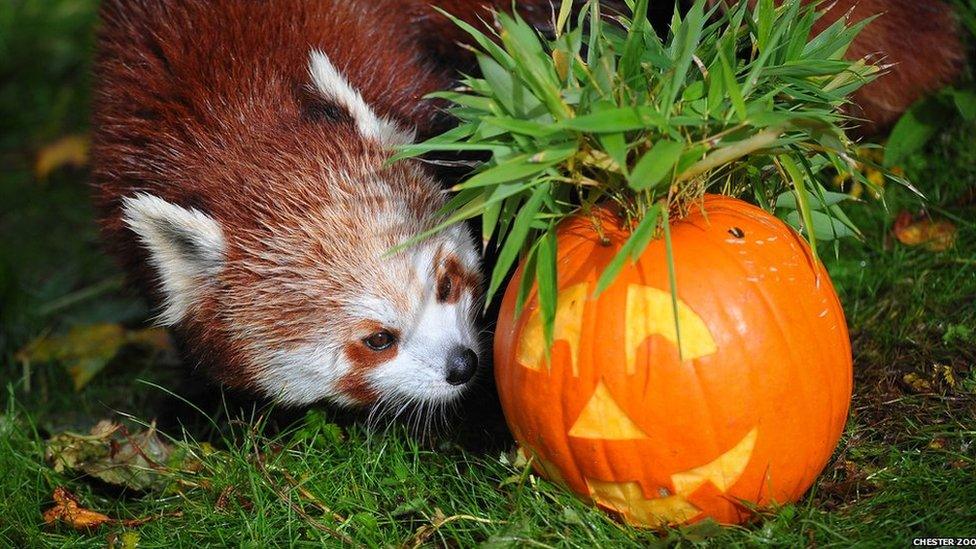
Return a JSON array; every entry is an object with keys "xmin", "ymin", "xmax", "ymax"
[
  {"xmin": 16, "ymin": 323, "xmax": 169, "ymax": 390},
  {"xmin": 35, "ymin": 134, "xmax": 90, "ymax": 180},
  {"xmin": 43, "ymin": 487, "xmax": 182, "ymax": 531},
  {"xmin": 43, "ymin": 487, "xmax": 113, "ymax": 530},
  {"xmin": 892, "ymin": 211, "xmax": 957, "ymax": 252}
]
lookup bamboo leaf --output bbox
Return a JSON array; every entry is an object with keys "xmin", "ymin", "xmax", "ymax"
[
  {"xmin": 390, "ymin": 142, "xmax": 510, "ymax": 163},
  {"xmin": 559, "ymin": 106, "xmax": 665, "ymax": 132},
  {"xmin": 716, "ymin": 47, "xmax": 747, "ymax": 122},
  {"xmin": 513, "ymin": 241, "xmax": 539, "ymax": 319},
  {"xmin": 784, "ymin": 210, "xmax": 857, "ymax": 241},
  {"xmin": 594, "ymin": 204, "xmax": 662, "ymax": 296},
  {"xmin": 498, "ymin": 12, "xmax": 572, "ymax": 120},
  {"xmin": 663, "ymin": 0, "xmax": 705, "ymax": 112},
  {"xmin": 628, "ymin": 140, "xmax": 684, "ymax": 190},
  {"xmin": 479, "ymin": 55, "xmax": 518, "ymax": 113},
  {"xmin": 481, "ymin": 116, "xmax": 562, "ymax": 138},
  {"xmin": 619, "ymin": 0, "xmax": 650, "ymax": 82},
  {"xmin": 775, "ymin": 189, "xmax": 853, "ymax": 210},
  {"xmin": 457, "ymin": 155, "xmax": 555, "ymax": 189},
  {"xmin": 779, "ymin": 155, "xmax": 818, "ymax": 260},
  {"xmin": 487, "ymin": 184, "xmax": 549, "ymax": 304},
  {"xmin": 481, "ymin": 192, "xmax": 503, "ymax": 250},
  {"xmin": 661, "ymin": 213, "xmax": 684, "ymax": 361},
  {"xmin": 535, "ymin": 227, "xmax": 559, "ymax": 352},
  {"xmin": 433, "ymin": 7, "xmax": 514, "ymax": 68}
]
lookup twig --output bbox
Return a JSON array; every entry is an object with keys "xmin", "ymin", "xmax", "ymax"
[
  {"xmin": 37, "ymin": 275, "xmax": 126, "ymax": 316},
  {"xmin": 675, "ymin": 127, "xmax": 784, "ymax": 183},
  {"xmin": 280, "ymin": 469, "xmax": 347, "ymax": 523},
  {"xmin": 404, "ymin": 512, "xmax": 501, "ymax": 549},
  {"xmin": 254, "ymin": 453, "xmax": 358, "ymax": 547}
]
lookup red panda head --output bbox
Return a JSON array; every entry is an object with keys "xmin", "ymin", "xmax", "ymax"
[{"xmin": 116, "ymin": 50, "xmax": 482, "ymax": 408}]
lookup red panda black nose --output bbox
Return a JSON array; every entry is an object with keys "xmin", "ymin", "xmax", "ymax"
[{"xmin": 445, "ymin": 348, "xmax": 478, "ymax": 385}]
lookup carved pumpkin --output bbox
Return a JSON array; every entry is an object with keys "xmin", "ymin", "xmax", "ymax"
[{"xmin": 494, "ymin": 195, "xmax": 852, "ymax": 527}]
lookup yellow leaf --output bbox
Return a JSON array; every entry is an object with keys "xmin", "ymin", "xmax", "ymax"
[
  {"xmin": 892, "ymin": 212, "xmax": 957, "ymax": 252},
  {"xmin": 17, "ymin": 324, "xmax": 170, "ymax": 390},
  {"xmin": 902, "ymin": 372, "xmax": 933, "ymax": 393},
  {"xmin": 35, "ymin": 134, "xmax": 90, "ymax": 180}
]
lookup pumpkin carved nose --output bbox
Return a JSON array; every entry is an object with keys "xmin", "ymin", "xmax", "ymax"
[{"xmin": 445, "ymin": 348, "xmax": 478, "ymax": 385}]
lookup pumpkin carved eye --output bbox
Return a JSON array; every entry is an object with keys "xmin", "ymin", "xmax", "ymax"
[{"xmin": 363, "ymin": 330, "xmax": 396, "ymax": 351}]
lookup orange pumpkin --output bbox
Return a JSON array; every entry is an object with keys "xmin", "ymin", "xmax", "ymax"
[{"xmin": 494, "ymin": 195, "xmax": 852, "ymax": 527}]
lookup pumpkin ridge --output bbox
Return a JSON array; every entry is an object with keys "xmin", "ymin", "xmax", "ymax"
[{"xmin": 700, "ymin": 209, "xmax": 823, "ymax": 499}]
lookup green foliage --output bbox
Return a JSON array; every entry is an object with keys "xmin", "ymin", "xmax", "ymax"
[
  {"xmin": 950, "ymin": 0, "xmax": 976, "ymax": 38},
  {"xmin": 399, "ymin": 0, "xmax": 883, "ymax": 345},
  {"xmin": 886, "ymin": 87, "xmax": 976, "ymax": 167}
]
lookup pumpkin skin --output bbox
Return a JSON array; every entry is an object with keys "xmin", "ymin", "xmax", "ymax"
[{"xmin": 494, "ymin": 195, "xmax": 852, "ymax": 527}]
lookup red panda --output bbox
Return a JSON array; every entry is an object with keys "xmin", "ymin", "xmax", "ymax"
[
  {"xmin": 92, "ymin": 0, "xmax": 962, "ymax": 409},
  {"xmin": 90, "ymin": 0, "xmax": 545, "ymax": 408}
]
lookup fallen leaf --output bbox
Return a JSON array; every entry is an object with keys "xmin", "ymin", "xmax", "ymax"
[
  {"xmin": 892, "ymin": 211, "xmax": 957, "ymax": 252},
  {"xmin": 902, "ymin": 372, "xmax": 934, "ymax": 393},
  {"xmin": 933, "ymin": 364, "xmax": 957, "ymax": 389},
  {"xmin": 43, "ymin": 487, "xmax": 113, "ymax": 530},
  {"xmin": 43, "ymin": 487, "xmax": 183, "ymax": 531},
  {"xmin": 46, "ymin": 420, "xmax": 195, "ymax": 491},
  {"xmin": 35, "ymin": 134, "xmax": 90, "ymax": 180},
  {"xmin": 16, "ymin": 323, "xmax": 169, "ymax": 390}
]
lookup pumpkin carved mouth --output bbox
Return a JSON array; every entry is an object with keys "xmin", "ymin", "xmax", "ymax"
[{"xmin": 585, "ymin": 426, "xmax": 758, "ymax": 527}]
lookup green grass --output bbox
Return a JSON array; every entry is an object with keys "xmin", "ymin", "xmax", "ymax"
[{"xmin": 1, "ymin": 0, "xmax": 974, "ymax": 546}]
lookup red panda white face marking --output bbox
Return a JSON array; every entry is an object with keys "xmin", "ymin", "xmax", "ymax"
[{"xmin": 112, "ymin": 48, "xmax": 482, "ymax": 408}]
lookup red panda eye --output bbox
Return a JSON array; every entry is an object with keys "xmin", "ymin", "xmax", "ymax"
[
  {"xmin": 436, "ymin": 275, "xmax": 453, "ymax": 302},
  {"xmin": 363, "ymin": 330, "xmax": 396, "ymax": 351}
]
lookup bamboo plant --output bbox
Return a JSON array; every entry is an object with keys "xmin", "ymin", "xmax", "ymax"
[{"xmin": 395, "ymin": 0, "xmax": 898, "ymax": 345}]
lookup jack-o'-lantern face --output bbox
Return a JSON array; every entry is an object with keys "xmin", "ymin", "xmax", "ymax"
[{"xmin": 494, "ymin": 196, "xmax": 853, "ymax": 527}]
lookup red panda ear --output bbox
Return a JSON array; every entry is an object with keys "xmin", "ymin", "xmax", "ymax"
[
  {"xmin": 307, "ymin": 49, "xmax": 415, "ymax": 147},
  {"xmin": 121, "ymin": 193, "xmax": 225, "ymax": 326}
]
